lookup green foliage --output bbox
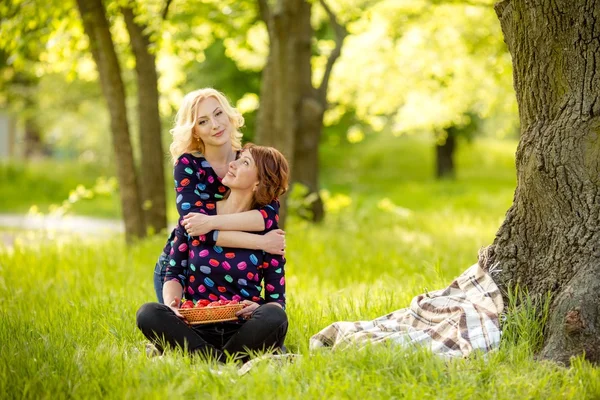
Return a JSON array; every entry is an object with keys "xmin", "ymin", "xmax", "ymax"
[
  {"xmin": 327, "ymin": 0, "xmax": 518, "ymax": 141},
  {"xmin": 1, "ymin": 0, "xmax": 520, "ymax": 163}
]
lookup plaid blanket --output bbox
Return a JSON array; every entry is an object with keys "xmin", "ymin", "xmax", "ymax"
[{"xmin": 309, "ymin": 263, "xmax": 504, "ymax": 358}]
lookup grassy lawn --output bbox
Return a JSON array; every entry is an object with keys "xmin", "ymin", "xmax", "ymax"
[{"xmin": 1, "ymin": 136, "xmax": 598, "ymax": 399}]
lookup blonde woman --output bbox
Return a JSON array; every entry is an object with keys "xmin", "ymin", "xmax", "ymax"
[{"xmin": 153, "ymin": 88, "xmax": 285, "ymax": 303}]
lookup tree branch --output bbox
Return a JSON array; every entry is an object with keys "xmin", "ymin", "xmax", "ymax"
[
  {"xmin": 162, "ymin": 0, "xmax": 172, "ymax": 20},
  {"xmin": 316, "ymin": 0, "xmax": 347, "ymax": 105},
  {"xmin": 122, "ymin": 7, "xmax": 152, "ymax": 58},
  {"xmin": 257, "ymin": 0, "xmax": 270, "ymax": 24}
]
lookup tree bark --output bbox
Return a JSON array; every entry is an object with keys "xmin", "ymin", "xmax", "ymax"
[
  {"xmin": 256, "ymin": 0, "xmax": 346, "ymax": 223},
  {"xmin": 122, "ymin": 6, "xmax": 167, "ymax": 235},
  {"xmin": 489, "ymin": 0, "xmax": 600, "ymax": 365},
  {"xmin": 76, "ymin": 0, "xmax": 146, "ymax": 243},
  {"xmin": 435, "ymin": 128, "xmax": 456, "ymax": 179},
  {"xmin": 256, "ymin": 0, "xmax": 304, "ymax": 225},
  {"xmin": 23, "ymin": 117, "xmax": 44, "ymax": 158}
]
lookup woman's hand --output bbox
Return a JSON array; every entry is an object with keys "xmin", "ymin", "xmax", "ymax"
[
  {"xmin": 235, "ymin": 300, "xmax": 260, "ymax": 320},
  {"xmin": 167, "ymin": 297, "xmax": 187, "ymax": 323},
  {"xmin": 261, "ymin": 229, "xmax": 286, "ymax": 255},
  {"xmin": 182, "ymin": 213, "xmax": 214, "ymax": 236}
]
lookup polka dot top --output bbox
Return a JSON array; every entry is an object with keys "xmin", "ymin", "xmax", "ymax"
[{"xmin": 164, "ymin": 153, "xmax": 285, "ymax": 308}]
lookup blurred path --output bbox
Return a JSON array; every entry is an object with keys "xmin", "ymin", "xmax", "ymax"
[{"xmin": 0, "ymin": 213, "xmax": 123, "ymax": 247}]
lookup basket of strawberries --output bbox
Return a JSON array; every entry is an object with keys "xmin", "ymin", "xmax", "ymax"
[{"xmin": 178, "ymin": 299, "xmax": 245, "ymax": 325}]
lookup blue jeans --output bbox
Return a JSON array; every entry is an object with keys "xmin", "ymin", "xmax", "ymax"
[{"xmin": 153, "ymin": 252, "xmax": 169, "ymax": 304}]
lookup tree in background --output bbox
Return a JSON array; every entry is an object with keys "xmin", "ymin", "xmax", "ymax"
[
  {"xmin": 256, "ymin": 0, "xmax": 348, "ymax": 223},
  {"xmin": 0, "ymin": 14, "xmax": 48, "ymax": 159},
  {"xmin": 435, "ymin": 111, "xmax": 481, "ymax": 179},
  {"xmin": 75, "ymin": 0, "xmax": 167, "ymax": 240},
  {"xmin": 486, "ymin": 0, "xmax": 600, "ymax": 364},
  {"xmin": 121, "ymin": 3, "xmax": 167, "ymax": 237},
  {"xmin": 2, "ymin": 0, "xmax": 169, "ymax": 242},
  {"xmin": 327, "ymin": 0, "xmax": 516, "ymax": 179},
  {"xmin": 0, "ymin": 66, "xmax": 45, "ymax": 158},
  {"xmin": 75, "ymin": 0, "xmax": 145, "ymax": 241}
]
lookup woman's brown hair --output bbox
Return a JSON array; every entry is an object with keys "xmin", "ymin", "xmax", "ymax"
[{"xmin": 243, "ymin": 143, "xmax": 289, "ymax": 208}]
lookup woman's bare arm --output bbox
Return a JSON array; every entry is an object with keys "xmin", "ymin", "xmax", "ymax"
[{"xmin": 215, "ymin": 229, "xmax": 285, "ymax": 255}]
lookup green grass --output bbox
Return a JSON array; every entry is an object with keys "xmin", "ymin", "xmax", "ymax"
[{"xmin": 1, "ymin": 136, "xmax": 598, "ymax": 399}]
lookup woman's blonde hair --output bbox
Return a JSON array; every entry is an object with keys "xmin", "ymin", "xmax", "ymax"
[{"xmin": 169, "ymin": 88, "xmax": 244, "ymax": 162}]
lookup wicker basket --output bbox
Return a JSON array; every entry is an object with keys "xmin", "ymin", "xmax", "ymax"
[{"xmin": 179, "ymin": 304, "xmax": 245, "ymax": 325}]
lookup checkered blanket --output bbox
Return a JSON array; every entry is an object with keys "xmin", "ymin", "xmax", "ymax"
[{"xmin": 309, "ymin": 263, "xmax": 504, "ymax": 358}]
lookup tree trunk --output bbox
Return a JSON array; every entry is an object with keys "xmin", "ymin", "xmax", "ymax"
[
  {"xmin": 489, "ymin": 0, "xmax": 600, "ymax": 365},
  {"xmin": 256, "ymin": 0, "xmax": 306, "ymax": 226},
  {"xmin": 256, "ymin": 50, "xmax": 276, "ymax": 148},
  {"xmin": 76, "ymin": 0, "xmax": 146, "ymax": 243},
  {"xmin": 292, "ymin": 0, "xmax": 325, "ymax": 222},
  {"xmin": 23, "ymin": 117, "xmax": 44, "ymax": 158},
  {"xmin": 435, "ymin": 128, "xmax": 456, "ymax": 179},
  {"xmin": 257, "ymin": 0, "xmax": 345, "ymax": 223},
  {"xmin": 294, "ymin": 97, "xmax": 326, "ymax": 222},
  {"xmin": 122, "ymin": 6, "xmax": 167, "ymax": 235}
]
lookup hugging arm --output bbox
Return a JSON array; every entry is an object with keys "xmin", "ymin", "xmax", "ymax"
[{"xmin": 184, "ymin": 200, "xmax": 284, "ymax": 254}]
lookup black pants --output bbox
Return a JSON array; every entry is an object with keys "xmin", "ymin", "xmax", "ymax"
[{"xmin": 136, "ymin": 302, "xmax": 288, "ymax": 362}]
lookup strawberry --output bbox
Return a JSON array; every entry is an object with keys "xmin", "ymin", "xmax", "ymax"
[
  {"xmin": 196, "ymin": 299, "xmax": 210, "ymax": 308},
  {"xmin": 181, "ymin": 300, "xmax": 194, "ymax": 309}
]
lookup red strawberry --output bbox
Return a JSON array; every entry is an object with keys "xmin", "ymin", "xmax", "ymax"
[
  {"xmin": 197, "ymin": 299, "xmax": 210, "ymax": 308},
  {"xmin": 181, "ymin": 300, "xmax": 194, "ymax": 309},
  {"xmin": 219, "ymin": 299, "xmax": 230, "ymax": 305}
]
